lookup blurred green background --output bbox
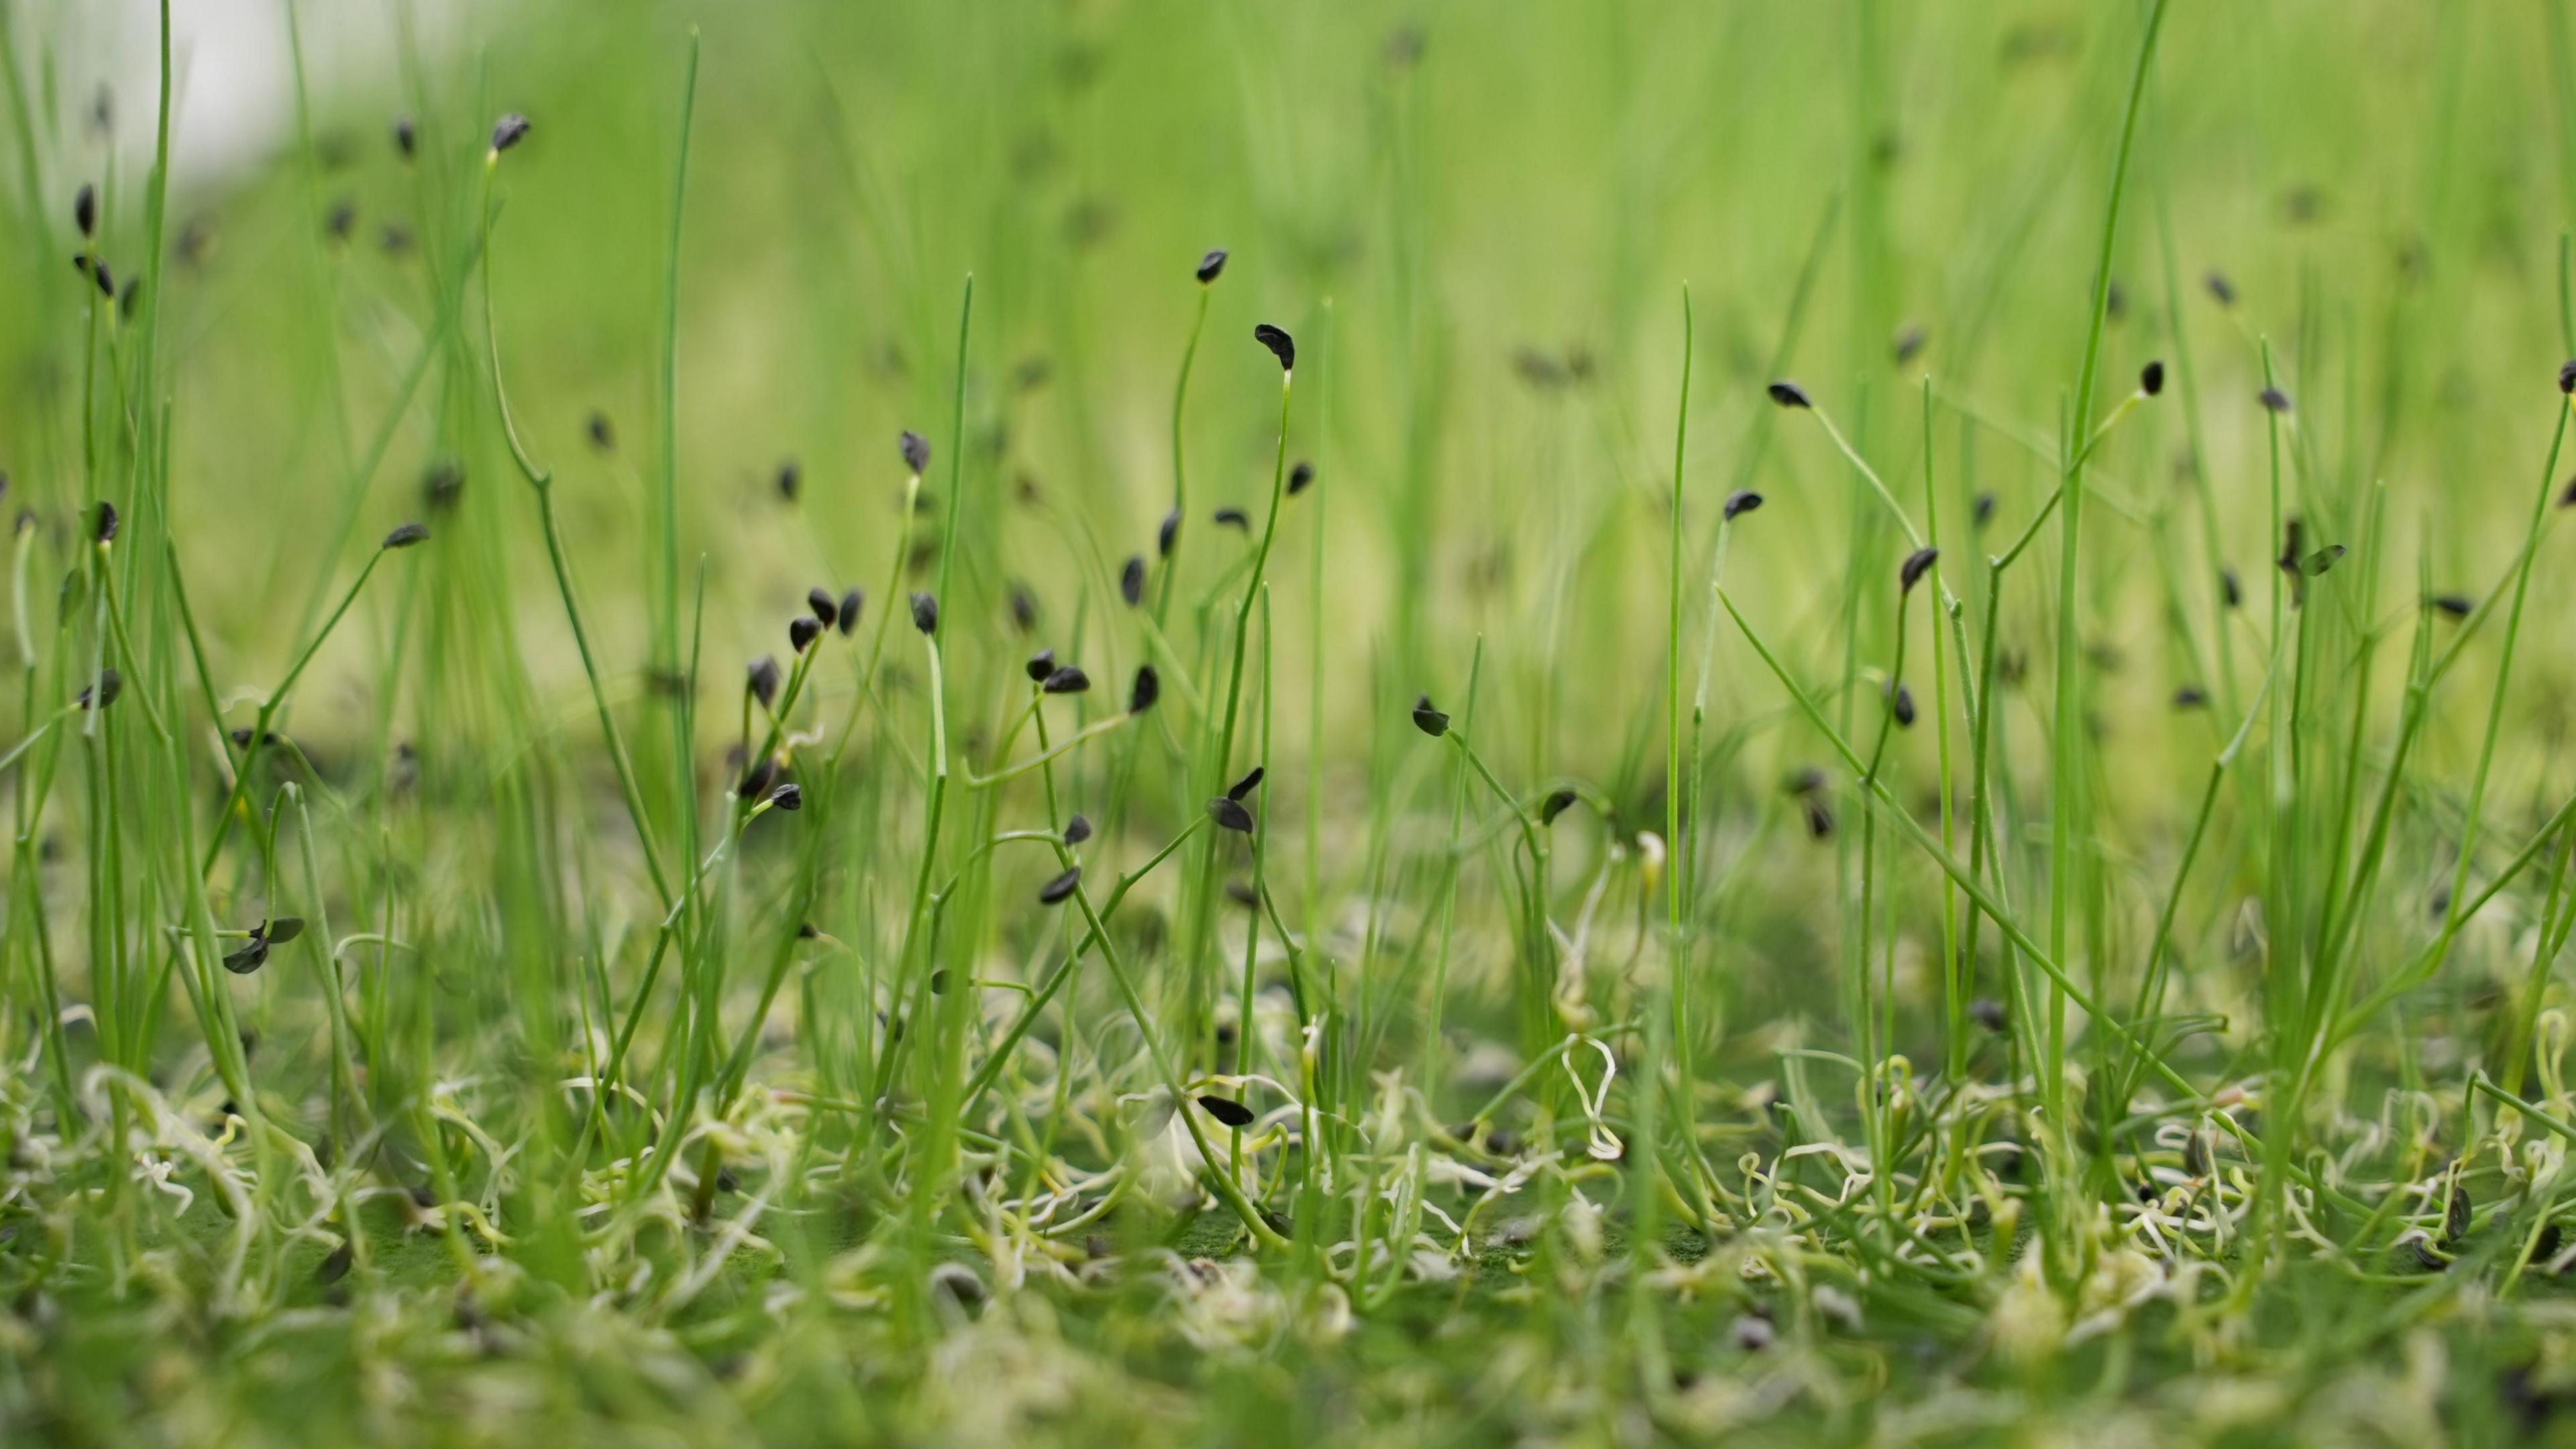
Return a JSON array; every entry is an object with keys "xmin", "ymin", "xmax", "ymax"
[{"xmin": 14, "ymin": 0, "xmax": 2572, "ymax": 807}]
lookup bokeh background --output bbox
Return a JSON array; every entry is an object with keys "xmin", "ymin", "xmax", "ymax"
[{"xmin": 11, "ymin": 0, "xmax": 2576, "ymax": 834}]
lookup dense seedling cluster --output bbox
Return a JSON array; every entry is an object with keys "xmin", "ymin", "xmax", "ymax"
[{"xmin": 21, "ymin": 0, "xmax": 2576, "ymax": 1444}]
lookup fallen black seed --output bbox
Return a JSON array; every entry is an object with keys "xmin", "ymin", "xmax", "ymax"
[
  {"xmin": 1724, "ymin": 489, "xmax": 1763, "ymax": 521},
  {"xmin": 2540, "ymin": 1223, "xmax": 2565, "ymax": 1264},
  {"xmin": 1288, "ymin": 461, "xmax": 1316, "ymax": 495},
  {"xmin": 1899, "ymin": 545, "xmax": 1938, "ymax": 594},
  {"xmin": 2141, "ymin": 359, "xmax": 2165, "ymax": 396},
  {"xmin": 1213, "ymin": 506, "xmax": 1248, "ymax": 531},
  {"xmin": 768, "ymin": 782, "xmax": 804, "ymax": 812},
  {"xmin": 1129, "ymin": 665, "xmax": 1160, "ymax": 713},
  {"xmin": 789, "ymin": 616, "xmax": 822, "ymax": 653},
  {"xmin": 317, "ymin": 1242, "xmax": 354, "ymax": 1285},
  {"xmin": 1041, "ymin": 665, "xmax": 1090, "ymax": 694},
  {"xmin": 1540, "ymin": 788, "xmax": 1578, "ymax": 825},
  {"xmin": 382, "ymin": 522, "xmax": 430, "ymax": 549},
  {"xmin": 1227, "ymin": 766, "xmax": 1265, "ymax": 801},
  {"xmin": 1766, "ymin": 380, "xmax": 1811, "ymax": 409},
  {"xmin": 1038, "ymin": 865, "xmax": 1081, "ymax": 905},
  {"xmin": 1411, "ymin": 694, "xmax": 1449, "ymax": 738},
  {"xmin": 93, "ymin": 500, "xmax": 118, "ymax": 543},
  {"xmin": 1064, "ymin": 813, "xmax": 1093, "ymax": 845},
  {"xmin": 1025, "ymin": 647, "xmax": 1057, "ymax": 682},
  {"xmin": 1208, "ymin": 796, "xmax": 1254, "ymax": 833},
  {"xmin": 490, "ymin": 113, "xmax": 531, "ymax": 153},
  {"xmin": 1197, "ymin": 1094, "xmax": 1256, "ymax": 1128},
  {"xmin": 747, "ymin": 656, "xmax": 781, "ymax": 709},
  {"xmin": 1196, "ymin": 249, "xmax": 1228, "ymax": 284},
  {"xmin": 1253, "ymin": 323, "xmax": 1295, "ymax": 371},
  {"xmin": 910, "ymin": 592, "xmax": 938, "ymax": 635},
  {"xmin": 900, "ymin": 430, "xmax": 931, "ymax": 475},
  {"xmin": 2446, "ymin": 1182, "xmax": 2471, "ymax": 1244},
  {"xmin": 1120, "ymin": 555, "xmax": 1146, "ymax": 606},
  {"xmin": 839, "ymin": 588, "xmax": 865, "ymax": 635},
  {"xmin": 807, "ymin": 588, "xmax": 839, "ymax": 627}
]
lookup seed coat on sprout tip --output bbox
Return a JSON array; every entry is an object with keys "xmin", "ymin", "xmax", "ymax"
[
  {"xmin": 1899, "ymin": 546, "xmax": 1939, "ymax": 594},
  {"xmin": 1411, "ymin": 694, "xmax": 1450, "ymax": 737}
]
